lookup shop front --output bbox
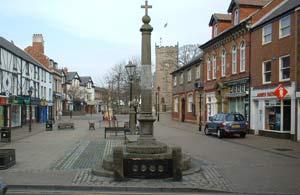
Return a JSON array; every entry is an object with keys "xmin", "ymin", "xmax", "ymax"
[
  {"xmin": 225, "ymin": 79, "xmax": 250, "ymax": 121},
  {"xmin": 0, "ymin": 96, "xmax": 8, "ymax": 128},
  {"xmin": 39, "ymin": 100, "xmax": 48, "ymax": 123},
  {"xmin": 251, "ymin": 84, "xmax": 296, "ymax": 139},
  {"xmin": 9, "ymin": 96, "xmax": 23, "ymax": 128}
]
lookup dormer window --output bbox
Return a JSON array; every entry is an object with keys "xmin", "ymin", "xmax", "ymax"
[
  {"xmin": 234, "ymin": 9, "xmax": 239, "ymax": 25},
  {"xmin": 214, "ymin": 24, "xmax": 218, "ymax": 37}
]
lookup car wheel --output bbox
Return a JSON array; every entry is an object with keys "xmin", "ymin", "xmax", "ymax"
[
  {"xmin": 240, "ymin": 133, "xmax": 246, "ymax": 138},
  {"xmin": 204, "ymin": 127, "xmax": 210, "ymax": 135},
  {"xmin": 217, "ymin": 129, "xmax": 223, "ymax": 138}
]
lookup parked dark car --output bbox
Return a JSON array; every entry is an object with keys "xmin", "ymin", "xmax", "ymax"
[{"xmin": 204, "ymin": 113, "xmax": 248, "ymax": 138}]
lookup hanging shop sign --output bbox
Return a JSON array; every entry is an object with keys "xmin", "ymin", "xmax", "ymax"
[{"xmin": 273, "ymin": 84, "xmax": 288, "ymax": 100}]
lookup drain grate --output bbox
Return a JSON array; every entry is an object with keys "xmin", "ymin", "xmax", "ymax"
[{"xmin": 274, "ymin": 148, "xmax": 293, "ymax": 151}]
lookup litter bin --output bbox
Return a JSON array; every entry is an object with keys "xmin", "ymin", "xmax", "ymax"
[
  {"xmin": 45, "ymin": 120, "xmax": 53, "ymax": 131},
  {"xmin": 0, "ymin": 127, "xmax": 11, "ymax": 143}
]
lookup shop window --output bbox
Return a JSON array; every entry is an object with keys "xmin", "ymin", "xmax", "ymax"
[{"xmin": 264, "ymin": 99, "xmax": 291, "ymax": 131}]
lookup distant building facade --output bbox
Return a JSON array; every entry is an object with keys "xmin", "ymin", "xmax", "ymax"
[
  {"xmin": 153, "ymin": 44, "xmax": 178, "ymax": 113},
  {"xmin": 0, "ymin": 36, "xmax": 52, "ymax": 127},
  {"xmin": 171, "ymin": 56, "xmax": 203, "ymax": 124}
]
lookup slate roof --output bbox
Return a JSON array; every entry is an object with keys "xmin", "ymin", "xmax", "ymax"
[
  {"xmin": 252, "ymin": 0, "xmax": 300, "ymax": 29},
  {"xmin": 209, "ymin": 13, "xmax": 232, "ymax": 26},
  {"xmin": 66, "ymin": 72, "xmax": 80, "ymax": 83},
  {"xmin": 0, "ymin": 36, "xmax": 45, "ymax": 69},
  {"xmin": 228, "ymin": 0, "xmax": 271, "ymax": 12},
  {"xmin": 80, "ymin": 76, "xmax": 93, "ymax": 86}
]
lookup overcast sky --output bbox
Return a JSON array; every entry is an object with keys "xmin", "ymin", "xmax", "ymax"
[{"xmin": 0, "ymin": 0, "xmax": 231, "ymax": 86}]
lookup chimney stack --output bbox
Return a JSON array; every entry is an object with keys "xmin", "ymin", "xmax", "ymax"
[{"xmin": 32, "ymin": 34, "xmax": 44, "ymax": 54}]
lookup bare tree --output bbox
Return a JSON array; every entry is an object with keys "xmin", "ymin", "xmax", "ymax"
[
  {"xmin": 68, "ymin": 85, "xmax": 86, "ymax": 101},
  {"xmin": 178, "ymin": 44, "xmax": 202, "ymax": 67}
]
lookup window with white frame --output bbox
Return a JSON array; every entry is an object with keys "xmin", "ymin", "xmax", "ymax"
[
  {"xmin": 196, "ymin": 65, "xmax": 200, "ymax": 79},
  {"xmin": 240, "ymin": 41, "xmax": 246, "ymax": 72},
  {"xmin": 262, "ymin": 24, "xmax": 272, "ymax": 44},
  {"xmin": 263, "ymin": 60, "xmax": 272, "ymax": 84},
  {"xmin": 280, "ymin": 15, "xmax": 291, "ymax": 38},
  {"xmin": 187, "ymin": 69, "xmax": 192, "ymax": 82},
  {"xmin": 212, "ymin": 56, "xmax": 216, "ymax": 79},
  {"xmin": 12, "ymin": 75, "xmax": 17, "ymax": 95},
  {"xmin": 207, "ymin": 59, "xmax": 211, "ymax": 81},
  {"xmin": 234, "ymin": 9, "xmax": 239, "ymax": 25},
  {"xmin": 232, "ymin": 45, "xmax": 237, "ymax": 74},
  {"xmin": 280, "ymin": 55, "xmax": 290, "ymax": 81},
  {"xmin": 188, "ymin": 94, "xmax": 193, "ymax": 113},
  {"xmin": 214, "ymin": 24, "xmax": 218, "ymax": 37},
  {"xmin": 180, "ymin": 72, "xmax": 184, "ymax": 84},
  {"xmin": 25, "ymin": 62, "xmax": 29, "ymax": 75},
  {"xmin": 221, "ymin": 49, "xmax": 226, "ymax": 77},
  {"xmin": 173, "ymin": 76, "xmax": 177, "ymax": 86},
  {"xmin": 174, "ymin": 97, "xmax": 178, "ymax": 112}
]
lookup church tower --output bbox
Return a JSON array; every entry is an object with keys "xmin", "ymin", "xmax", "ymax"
[{"xmin": 153, "ymin": 44, "xmax": 178, "ymax": 112}]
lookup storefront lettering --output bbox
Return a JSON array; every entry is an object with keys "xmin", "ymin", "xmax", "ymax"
[{"xmin": 257, "ymin": 92, "xmax": 275, "ymax": 97}]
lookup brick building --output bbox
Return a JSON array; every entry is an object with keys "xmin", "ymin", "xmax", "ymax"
[
  {"xmin": 153, "ymin": 44, "xmax": 178, "ymax": 113},
  {"xmin": 199, "ymin": 0, "xmax": 271, "ymax": 121},
  {"xmin": 249, "ymin": 0, "xmax": 300, "ymax": 141},
  {"xmin": 171, "ymin": 56, "xmax": 203, "ymax": 124}
]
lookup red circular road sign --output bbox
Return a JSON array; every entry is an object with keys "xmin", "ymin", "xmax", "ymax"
[{"xmin": 273, "ymin": 84, "xmax": 288, "ymax": 100}]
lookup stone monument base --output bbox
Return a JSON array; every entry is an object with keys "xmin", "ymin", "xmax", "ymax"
[{"xmin": 92, "ymin": 139, "xmax": 199, "ymax": 180}]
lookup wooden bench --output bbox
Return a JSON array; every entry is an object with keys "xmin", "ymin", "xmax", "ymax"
[
  {"xmin": 104, "ymin": 127, "xmax": 129, "ymax": 139},
  {"xmin": 57, "ymin": 122, "xmax": 74, "ymax": 129},
  {"xmin": 88, "ymin": 121, "xmax": 95, "ymax": 130}
]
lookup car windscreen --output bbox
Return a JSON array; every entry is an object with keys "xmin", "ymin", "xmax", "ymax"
[{"xmin": 226, "ymin": 114, "xmax": 245, "ymax": 121}]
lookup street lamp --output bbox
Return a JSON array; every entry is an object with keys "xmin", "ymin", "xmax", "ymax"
[
  {"xmin": 125, "ymin": 61, "xmax": 137, "ymax": 134},
  {"xmin": 157, "ymin": 86, "xmax": 160, "ymax": 122},
  {"xmin": 28, "ymin": 86, "xmax": 33, "ymax": 132}
]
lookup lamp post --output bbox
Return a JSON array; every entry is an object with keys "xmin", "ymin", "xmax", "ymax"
[
  {"xmin": 125, "ymin": 61, "xmax": 137, "ymax": 134},
  {"xmin": 28, "ymin": 86, "xmax": 33, "ymax": 132},
  {"xmin": 157, "ymin": 86, "xmax": 160, "ymax": 122},
  {"xmin": 199, "ymin": 93, "xmax": 202, "ymax": 132}
]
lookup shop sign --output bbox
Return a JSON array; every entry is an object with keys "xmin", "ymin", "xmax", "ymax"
[
  {"xmin": 257, "ymin": 92, "xmax": 275, "ymax": 97},
  {"xmin": 9, "ymin": 96, "xmax": 24, "ymax": 104},
  {"xmin": 23, "ymin": 96, "xmax": 30, "ymax": 105},
  {"xmin": 274, "ymin": 84, "xmax": 288, "ymax": 100},
  {"xmin": 0, "ymin": 97, "xmax": 8, "ymax": 105},
  {"xmin": 40, "ymin": 100, "xmax": 48, "ymax": 106}
]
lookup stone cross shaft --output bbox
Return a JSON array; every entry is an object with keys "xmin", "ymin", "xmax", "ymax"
[{"xmin": 141, "ymin": 0, "xmax": 152, "ymax": 16}]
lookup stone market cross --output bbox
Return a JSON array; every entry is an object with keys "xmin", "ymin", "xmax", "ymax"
[{"xmin": 141, "ymin": 0, "xmax": 152, "ymax": 16}]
